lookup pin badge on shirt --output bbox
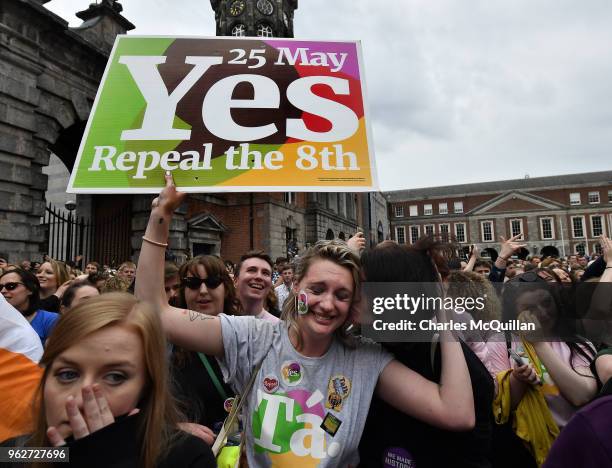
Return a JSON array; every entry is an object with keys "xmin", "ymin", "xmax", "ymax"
[
  {"xmin": 281, "ymin": 361, "xmax": 303, "ymax": 386},
  {"xmin": 263, "ymin": 375, "xmax": 280, "ymax": 393},
  {"xmin": 296, "ymin": 290, "xmax": 308, "ymax": 315},
  {"xmin": 326, "ymin": 391, "xmax": 344, "ymax": 411},
  {"xmin": 223, "ymin": 397, "xmax": 235, "ymax": 413},
  {"xmin": 329, "ymin": 375, "xmax": 351, "ymax": 399},
  {"xmin": 321, "ymin": 412, "xmax": 342, "ymax": 437}
]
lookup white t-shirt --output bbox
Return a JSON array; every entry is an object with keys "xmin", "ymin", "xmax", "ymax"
[{"xmin": 217, "ymin": 314, "xmax": 393, "ymax": 467}]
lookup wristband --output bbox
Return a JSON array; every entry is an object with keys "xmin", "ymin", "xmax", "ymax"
[{"xmin": 142, "ymin": 236, "xmax": 168, "ymax": 248}]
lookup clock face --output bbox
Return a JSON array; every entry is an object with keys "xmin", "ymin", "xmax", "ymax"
[
  {"xmin": 256, "ymin": 0, "xmax": 274, "ymax": 15},
  {"xmin": 229, "ymin": 0, "xmax": 245, "ymax": 16}
]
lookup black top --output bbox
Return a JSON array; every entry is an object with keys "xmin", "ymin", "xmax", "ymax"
[
  {"xmin": 39, "ymin": 294, "xmax": 61, "ymax": 313},
  {"xmin": 171, "ymin": 349, "xmax": 234, "ymax": 430},
  {"xmin": 1, "ymin": 413, "xmax": 216, "ymax": 468},
  {"xmin": 358, "ymin": 342, "xmax": 494, "ymax": 468}
]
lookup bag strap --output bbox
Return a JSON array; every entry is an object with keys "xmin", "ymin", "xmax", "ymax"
[
  {"xmin": 211, "ymin": 354, "xmax": 267, "ymax": 457},
  {"xmin": 198, "ymin": 352, "xmax": 229, "ymax": 401}
]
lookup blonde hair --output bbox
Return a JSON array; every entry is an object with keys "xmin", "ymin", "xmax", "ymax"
[
  {"xmin": 29, "ymin": 293, "xmax": 181, "ymax": 468},
  {"xmin": 101, "ymin": 275, "xmax": 131, "ymax": 293},
  {"xmin": 41, "ymin": 260, "xmax": 70, "ymax": 289},
  {"xmin": 281, "ymin": 240, "xmax": 360, "ymax": 349}
]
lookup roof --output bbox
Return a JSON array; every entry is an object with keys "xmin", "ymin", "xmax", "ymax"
[{"xmin": 384, "ymin": 170, "xmax": 612, "ymax": 202}]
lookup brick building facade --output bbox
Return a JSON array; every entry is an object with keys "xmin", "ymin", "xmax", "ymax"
[{"xmin": 386, "ymin": 171, "xmax": 612, "ymax": 259}]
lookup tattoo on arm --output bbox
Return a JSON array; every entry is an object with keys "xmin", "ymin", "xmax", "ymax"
[
  {"xmin": 188, "ymin": 310, "xmax": 215, "ymax": 322},
  {"xmin": 158, "ymin": 218, "xmax": 164, "ymax": 224}
]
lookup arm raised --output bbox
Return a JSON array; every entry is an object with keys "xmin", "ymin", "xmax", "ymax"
[
  {"xmin": 376, "ymin": 339, "xmax": 475, "ymax": 431},
  {"xmin": 135, "ymin": 172, "xmax": 224, "ymax": 357}
]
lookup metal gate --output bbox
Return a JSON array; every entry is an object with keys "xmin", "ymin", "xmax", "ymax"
[{"xmin": 42, "ymin": 204, "xmax": 131, "ymax": 267}]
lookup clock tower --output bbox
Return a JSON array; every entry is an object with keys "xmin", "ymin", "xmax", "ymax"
[{"xmin": 210, "ymin": 0, "xmax": 297, "ymax": 38}]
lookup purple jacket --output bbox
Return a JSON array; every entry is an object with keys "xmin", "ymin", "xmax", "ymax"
[{"xmin": 543, "ymin": 395, "xmax": 612, "ymax": 467}]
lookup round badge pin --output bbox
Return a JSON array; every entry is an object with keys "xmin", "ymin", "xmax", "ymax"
[
  {"xmin": 281, "ymin": 361, "xmax": 303, "ymax": 386},
  {"xmin": 329, "ymin": 375, "xmax": 351, "ymax": 399},
  {"xmin": 263, "ymin": 374, "xmax": 280, "ymax": 393},
  {"xmin": 223, "ymin": 397, "xmax": 235, "ymax": 413}
]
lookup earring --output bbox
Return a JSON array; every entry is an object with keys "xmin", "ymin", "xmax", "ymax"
[{"xmin": 296, "ymin": 290, "xmax": 308, "ymax": 315}]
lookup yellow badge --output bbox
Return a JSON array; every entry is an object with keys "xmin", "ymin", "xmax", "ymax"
[{"xmin": 325, "ymin": 391, "xmax": 343, "ymax": 411}]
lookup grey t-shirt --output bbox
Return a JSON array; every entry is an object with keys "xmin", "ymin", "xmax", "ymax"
[{"xmin": 217, "ymin": 314, "xmax": 393, "ymax": 467}]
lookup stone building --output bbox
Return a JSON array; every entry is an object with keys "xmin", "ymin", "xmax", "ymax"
[
  {"xmin": 386, "ymin": 171, "xmax": 612, "ymax": 259},
  {"xmin": 0, "ymin": 0, "xmax": 135, "ymax": 263},
  {"xmin": 1, "ymin": 0, "xmax": 385, "ymax": 264}
]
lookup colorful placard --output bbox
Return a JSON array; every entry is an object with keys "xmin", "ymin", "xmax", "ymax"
[{"xmin": 67, "ymin": 36, "xmax": 377, "ymax": 193}]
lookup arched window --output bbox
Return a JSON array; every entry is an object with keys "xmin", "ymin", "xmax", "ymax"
[
  {"xmin": 232, "ymin": 24, "xmax": 246, "ymax": 37},
  {"xmin": 325, "ymin": 229, "xmax": 334, "ymax": 240},
  {"xmin": 256, "ymin": 23, "xmax": 274, "ymax": 37},
  {"xmin": 338, "ymin": 232, "xmax": 346, "ymax": 241},
  {"xmin": 377, "ymin": 221, "xmax": 384, "ymax": 244}
]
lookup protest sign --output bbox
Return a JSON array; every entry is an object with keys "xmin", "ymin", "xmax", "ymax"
[{"xmin": 67, "ymin": 36, "xmax": 377, "ymax": 193}]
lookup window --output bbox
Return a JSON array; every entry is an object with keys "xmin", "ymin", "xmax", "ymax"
[
  {"xmin": 424, "ymin": 224, "xmax": 434, "ymax": 236},
  {"xmin": 481, "ymin": 221, "xmax": 494, "ymax": 242},
  {"xmin": 454, "ymin": 223, "xmax": 466, "ymax": 243},
  {"xmin": 410, "ymin": 225, "xmax": 420, "ymax": 244},
  {"xmin": 588, "ymin": 191, "xmax": 600, "ymax": 204},
  {"xmin": 509, "ymin": 219, "xmax": 524, "ymax": 239},
  {"xmin": 395, "ymin": 206, "xmax": 404, "ymax": 217},
  {"xmin": 594, "ymin": 243, "xmax": 603, "ymax": 255},
  {"xmin": 424, "ymin": 204, "xmax": 433, "ymax": 216},
  {"xmin": 439, "ymin": 224, "xmax": 450, "ymax": 241},
  {"xmin": 540, "ymin": 217, "xmax": 555, "ymax": 240},
  {"xmin": 283, "ymin": 192, "xmax": 295, "ymax": 204},
  {"xmin": 572, "ymin": 216, "xmax": 585, "ymax": 238},
  {"xmin": 569, "ymin": 192, "xmax": 581, "ymax": 205},
  {"xmin": 409, "ymin": 205, "xmax": 418, "ymax": 216},
  {"xmin": 608, "ymin": 190, "xmax": 612, "ymax": 203},
  {"xmin": 256, "ymin": 23, "xmax": 274, "ymax": 37},
  {"xmin": 575, "ymin": 243, "xmax": 586, "ymax": 256},
  {"xmin": 438, "ymin": 202, "xmax": 448, "ymax": 214},
  {"xmin": 396, "ymin": 226, "xmax": 406, "ymax": 244},
  {"xmin": 454, "ymin": 201, "xmax": 464, "ymax": 213},
  {"xmin": 591, "ymin": 215, "xmax": 604, "ymax": 237},
  {"xmin": 231, "ymin": 24, "xmax": 246, "ymax": 36}
]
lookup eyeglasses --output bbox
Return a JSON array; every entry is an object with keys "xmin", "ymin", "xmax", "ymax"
[
  {"xmin": 182, "ymin": 276, "xmax": 223, "ymax": 290},
  {"xmin": 0, "ymin": 282, "xmax": 23, "ymax": 292}
]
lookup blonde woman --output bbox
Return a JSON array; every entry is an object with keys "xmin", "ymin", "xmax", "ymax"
[
  {"xmin": 36, "ymin": 260, "xmax": 71, "ymax": 313},
  {"xmin": 136, "ymin": 174, "xmax": 475, "ymax": 467}
]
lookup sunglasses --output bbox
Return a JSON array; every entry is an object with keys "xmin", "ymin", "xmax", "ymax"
[
  {"xmin": 182, "ymin": 276, "xmax": 223, "ymax": 290},
  {"xmin": 0, "ymin": 282, "xmax": 23, "ymax": 292}
]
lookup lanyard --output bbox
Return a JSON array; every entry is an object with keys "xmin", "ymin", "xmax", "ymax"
[{"xmin": 197, "ymin": 352, "xmax": 228, "ymax": 401}]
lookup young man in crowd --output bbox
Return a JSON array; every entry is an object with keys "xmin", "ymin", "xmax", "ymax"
[
  {"xmin": 274, "ymin": 263, "xmax": 294, "ymax": 311},
  {"xmin": 233, "ymin": 250, "xmax": 279, "ymax": 323},
  {"xmin": 474, "ymin": 259, "xmax": 492, "ymax": 277},
  {"xmin": 117, "ymin": 261, "xmax": 136, "ymax": 285}
]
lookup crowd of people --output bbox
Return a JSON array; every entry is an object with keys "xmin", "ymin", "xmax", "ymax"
[{"xmin": 1, "ymin": 175, "xmax": 611, "ymax": 467}]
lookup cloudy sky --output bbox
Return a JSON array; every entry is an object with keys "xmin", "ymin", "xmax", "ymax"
[{"xmin": 46, "ymin": 0, "xmax": 612, "ymax": 191}]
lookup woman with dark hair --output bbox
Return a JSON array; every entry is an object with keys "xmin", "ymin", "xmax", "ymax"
[
  {"xmin": 171, "ymin": 255, "xmax": 239, "ymax": 442},
  {"xmin": 358, "ymin": 239, "xmax": 495, "ymax": 468},
  {"xmin": 487, "ymin": 272, "xmax": 597, "ymax": 466},
  {"xmin": 59, "ymin": 281, "xmax": 100, "ymax": 313},
  {"xmin": 0, "ymin": 268, "xmax": 58, "ymax": 345}
]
